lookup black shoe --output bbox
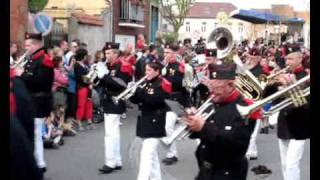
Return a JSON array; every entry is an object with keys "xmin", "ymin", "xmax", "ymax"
[
  {"xmin": 114, "ymin": 166, "xmax": 122, "ymax": 170},
  {"xmin": 264, "ymin": 127, "xmax": 269, "ymax": 134},
  {"xmin": 99, "ymin": 165, "xmax": 115, "ymax": 174},
  {"xmin": 162, "ymin": 156, "xmax": 178, "ymax": 165},
  {"xmin": 39, "ymin": 167, "xmax": 47, "ymax": 173},
  {"xmin": 269, "ymin": 125, "xmax": 274, "ymax": 129},
  {"xmin": 249, "ymin": 156, "xmax": 258, "ymax": 160},
  {"xmin": 260, "ymin": 128, "xmax": 265, "ymax": 134}
]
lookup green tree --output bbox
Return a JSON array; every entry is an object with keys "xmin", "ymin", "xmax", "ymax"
[
  {"xmin": 157, "ymin": 0, "xmax": 195, "ymax": 41},
  {"xmin": 28, "ymin": 0, "xmax": 49, "ymax": 13}
]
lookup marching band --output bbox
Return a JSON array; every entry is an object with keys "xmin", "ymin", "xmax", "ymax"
[{"xmin": 10, "ymin": 25, "xmax": 310, "ymax": 180}]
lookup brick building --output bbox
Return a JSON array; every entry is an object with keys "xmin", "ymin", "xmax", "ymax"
[{"xmin": 10, "ymin": 0, "xmax": 28, "ymax": 50}]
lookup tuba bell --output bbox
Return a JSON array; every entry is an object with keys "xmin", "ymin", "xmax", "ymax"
[{"xmin": 207, "ymin": 27, "xmax": 234, "ymax": 60}]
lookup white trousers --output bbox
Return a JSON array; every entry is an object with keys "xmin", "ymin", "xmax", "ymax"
[
  {"xmin": 104, "ymin": 114, "xmax": 122, "ymax": 168},
  {"xmin": 163, "ymin": 111, "xmax": 178, "ymax": 158},
  {"xmin": 34, "ymin": 118, "xmax": 46, "ymax": 168},
  {"xmin": 278, "ymin": 139, "xmax": 306, "ymax": 180},
  {"xmin": 246, "ymin": 119, "xmax": 261, "ymax": 157},
  {"xmin": 137, "ymin": 138, "xmax": 162, "ymax": 180}
]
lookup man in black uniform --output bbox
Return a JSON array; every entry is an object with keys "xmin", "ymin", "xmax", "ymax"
[
  {"xmin": 99, "ymin": 43, "xmax": 132, "ymax": 174},
  {"xmin": 161, "ymin": 43, "xmax": 191, "ymax": 165},
  {"xmin": 130, "ymin": 60, "xmax": 172, "ymax": 180},
  {"xmin": 185, "ymin": 63, "xmax": 259, "ymax": 180},
  {"xmin": 14, "ymin": 33, "xmax": 54, "ymax": 174},
  {"xmin": 263, "ymin": 50, "xmax": 309, "ymax": 180}
]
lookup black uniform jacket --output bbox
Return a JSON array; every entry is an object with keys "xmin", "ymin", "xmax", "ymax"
[
  {"xmin": 190, "ymin": 90, "xmax": 257, "ymax": 177},
  {"xmin": 130, "ymin": 77, "xmax": 171, "ymax": 138},
  {"xmin": 20, "ymin": 48, "xmax": 54, "ymax": 117},
  {"xmin": 163, "ymin": 61, "xmax": 192, "ymax": 107},
  {"xmin": 101, "ymin": 61, "xmax": 132, "ymax": 114},
  {"xmin": 134, "ymin": 54, "xmax": 156, "ymax": 80},
  {"xmin": 263, "ymin": 66, "xmax": 310, "ymax": 140},
  {"xmin": 11, "ymin": 74, "xmax": 35, "ymax": 151}
]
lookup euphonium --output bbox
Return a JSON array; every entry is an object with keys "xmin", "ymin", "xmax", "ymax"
[
  {"xmin": 163, "ymin": 95, "xmax": 216, "ymax": 146},
  {"xmin": 236, "ymin": 75, "xmax": 310, "ymax": 118},
  {"xmin": 233, "ymin": 55, "xmax": 264, "ymax": 101},
  {"xmin": 112, "ymin": 75, "xmax": 148, "ymax": 104}
]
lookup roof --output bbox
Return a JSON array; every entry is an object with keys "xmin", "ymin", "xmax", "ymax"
[
  {"xmin": 294, "ymin": 11, "xmax": 310, "ymax": 22},
  {"xmin": 271, "ymin": 4, "xmax": 295, "ymax": 18},
  {"xmin": 71, "ymin": 12, "xmax": 104, "ymax": 26},
  {"xmin": 186, "ymin": 2, "xmax": 237, "ymax": 18}
]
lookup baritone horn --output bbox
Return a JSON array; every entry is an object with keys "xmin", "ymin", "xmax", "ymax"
[
  {"xmin": 236, "ymin": 75, "xmax": 310, "ymax": 118},
  {"xmin": 233, "ymin": 55, "xmax": 264, "ymax": 101},
  {"xmin": 112, "ymin": 75, "xmax": 148, "ymax": 104},
  {"xmin": 163, "ymin": 96, "xmax": 216, "ymax": 146}
]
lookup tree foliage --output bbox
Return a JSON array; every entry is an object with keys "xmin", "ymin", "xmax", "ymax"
[
  {"xmin": 158, "ymin": 0, "xmax": 195, "ymax": 41},
  {"xmin": 28, "ymin": 0, "xmax": 49, "ymax": 13}
]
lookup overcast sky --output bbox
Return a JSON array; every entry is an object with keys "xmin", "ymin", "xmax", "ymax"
[{"xmin": 196, "ymin": 0, "xmax": 310, "ymax": 11}]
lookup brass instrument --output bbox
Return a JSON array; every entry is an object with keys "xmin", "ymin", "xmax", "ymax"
[
  {"xmin": 163, "ymin": 96, "xmax": 216, "ymax": 146},
  {"xmin": 236, "ymin": 75, "xmax": 310, "ymax": 118},
  {"xmin": 83, "ymin": 65, "xmax": 99, "ymax": 85},
  {"xmin": 112, "ymin": 75, "xmax": 148, "ymax": 104},
  {"xmin": 263, "ymin": 87, "xmax": 309, "ymax": 117},
  {"xmin": 12, "ymin": 50, "xmax": 30, "ymax": 68},
  {"xmin": 207, "ymin": 27, "xmax": 233, "ymax": 60},
  {"xmin": 233, "ymin": 55, "xmax": 264, "ymax": 101},
  {"xmin": 259, "ymin": 67, "xmax": 290, "ymax": 88}
]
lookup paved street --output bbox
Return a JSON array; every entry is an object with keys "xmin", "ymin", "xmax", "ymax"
[{"xmin": 44, "ymin": 106, "xmax": 310, "ymax": 180}]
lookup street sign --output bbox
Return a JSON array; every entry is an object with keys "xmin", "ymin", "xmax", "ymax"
[{"xmin": 33, "ymin": 12, "xmax": 53, "ymax": 36}]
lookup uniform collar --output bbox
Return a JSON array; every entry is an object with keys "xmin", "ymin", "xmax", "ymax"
[
  {"xmin": 31, "ymin": 48, "xmax": 45, "ymax": 61},
  {"xmin": 293, "ymin": 65, "xmax": 304, "ymax": 74},
  {"xmin": 219, "ymin": 89, "xmax": 241, "ymax": 105}
]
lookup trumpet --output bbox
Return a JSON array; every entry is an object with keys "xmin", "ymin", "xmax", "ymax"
[
  {"xmin": 263, "ymin": 87, "xmax": 310, "ymax": 117},
  {"xmin": 112, "ymin": 75, "xmax": 148, "ymax": 104},
  {"xmin": 236, "ymin": 75, "xmax": 310, "ymax": 118},
  {"xmin": 12, "ymin": 50, "xmax": 30, "ymax": 68},
  {"xmin": 259, "ymin": 67, "xmax": 290, "ymax": 88},
  {"xmin": 163, "ymin": 96, "xmax": 216, "ymax": 146},
  {"xmin": 83, "ymin": 65, "xmax": 99, "ymax": 85}
]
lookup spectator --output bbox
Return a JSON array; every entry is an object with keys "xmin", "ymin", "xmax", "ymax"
[
  {"xmin": 64, "ymin": 39, "xmax": 80, "ymax": 71},
  {"xmin": 10, "ymin": 42, "xmax": 18, "ymax": 65},
  {"xmin": 52, "ymin": 56, "xmax": 68, "ymax": 109},
  {"xmin": 42, "ymin": 112, "xmax": 64, "ymax": 149}
]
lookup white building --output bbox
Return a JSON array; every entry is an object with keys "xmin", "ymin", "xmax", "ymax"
[{"xmin": 175, "ymin": 2, "xmax": 254, "ymax": 45}]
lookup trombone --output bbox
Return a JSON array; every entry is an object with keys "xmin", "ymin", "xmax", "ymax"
[
  {"xmin": 236, "ymin": 75, "xmax": 310, "ymax": 118},
  {"xmin": 163, "ymin": 95, "xmax": 216, "ymax": 146},
  {"xmin": 112, "ymin": 75, "xmax": 148, "ymax": 104}
]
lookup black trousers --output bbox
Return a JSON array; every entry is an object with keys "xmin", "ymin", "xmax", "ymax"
[
  {"xmin": 196, "ymin": 158, "xmax": 248, "ymax": 180},
  {"xmin": 66, "ymin": 92, "xmax": 77, "ymax": 119}
]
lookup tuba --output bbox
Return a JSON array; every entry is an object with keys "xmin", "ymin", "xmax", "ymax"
[{"xmin": 207, "ymin": 27, "xmax": 234, "ymax": 60}]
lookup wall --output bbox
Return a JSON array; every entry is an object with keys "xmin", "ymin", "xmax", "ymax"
[
  {"xmin": 10, "ymin": 0, "xmax": 28, "ymax": 49},
  {"xmin": 68, "ymin": 10, "xmax": 113, "ymax": 56},
  {"xmin": 112, "ymin": 0, "xmax": 150, "ymax": 46}
]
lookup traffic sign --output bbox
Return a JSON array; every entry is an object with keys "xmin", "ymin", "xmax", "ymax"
[{"xmin": 33, "ymin": 12, "xmax": 53, "ymax": 36}]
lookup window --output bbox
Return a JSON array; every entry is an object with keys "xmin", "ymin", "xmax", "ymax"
[
  {"xmin": 214, "ymin": 22, "xmax": 218, "ymax": 29},
  {"xmin": 201, "ymin": 22, "xmax": 206, "ymax": 32},
  {"xmin": 186, "ymin": 22, "xmax": 190, "ymax": 32}
]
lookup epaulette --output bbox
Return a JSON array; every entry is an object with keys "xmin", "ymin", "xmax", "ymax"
[
  {"xmin": 120, "ymin": 62, "xmax": 134, "ymax": 76},
  {"xmin": 10, "ymin": 92, "xmax": 16, "ymax": 114},
  {"xmin": 10, "ymin": 69, "xmax": 16, "ymax": 79},
  {"xmin": 42, "ymin": 54, "xmax": 54, "ymax": 68},
  {"xmin": 178, "ymin": 62, "xmax": 185, "ymax": 74},
  {"xmin": 243, "ymin": 98, "xmax": 262, "ymax": 120},
  {"xmin": 161, "ymin": 77, "xmax": 172, "ymax": 94}
]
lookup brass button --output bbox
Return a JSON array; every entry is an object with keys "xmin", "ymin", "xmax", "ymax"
[
  {"xmin": 152, "ymin": 119, "xmax": 156, "ymax": 123},
  {"xmin": 201, "ymin": 145, "xmax": 206, "ymax": 149},
  {"xmin": 210, "ymin": 120, "xmax": 214, "ymax": 123}
]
